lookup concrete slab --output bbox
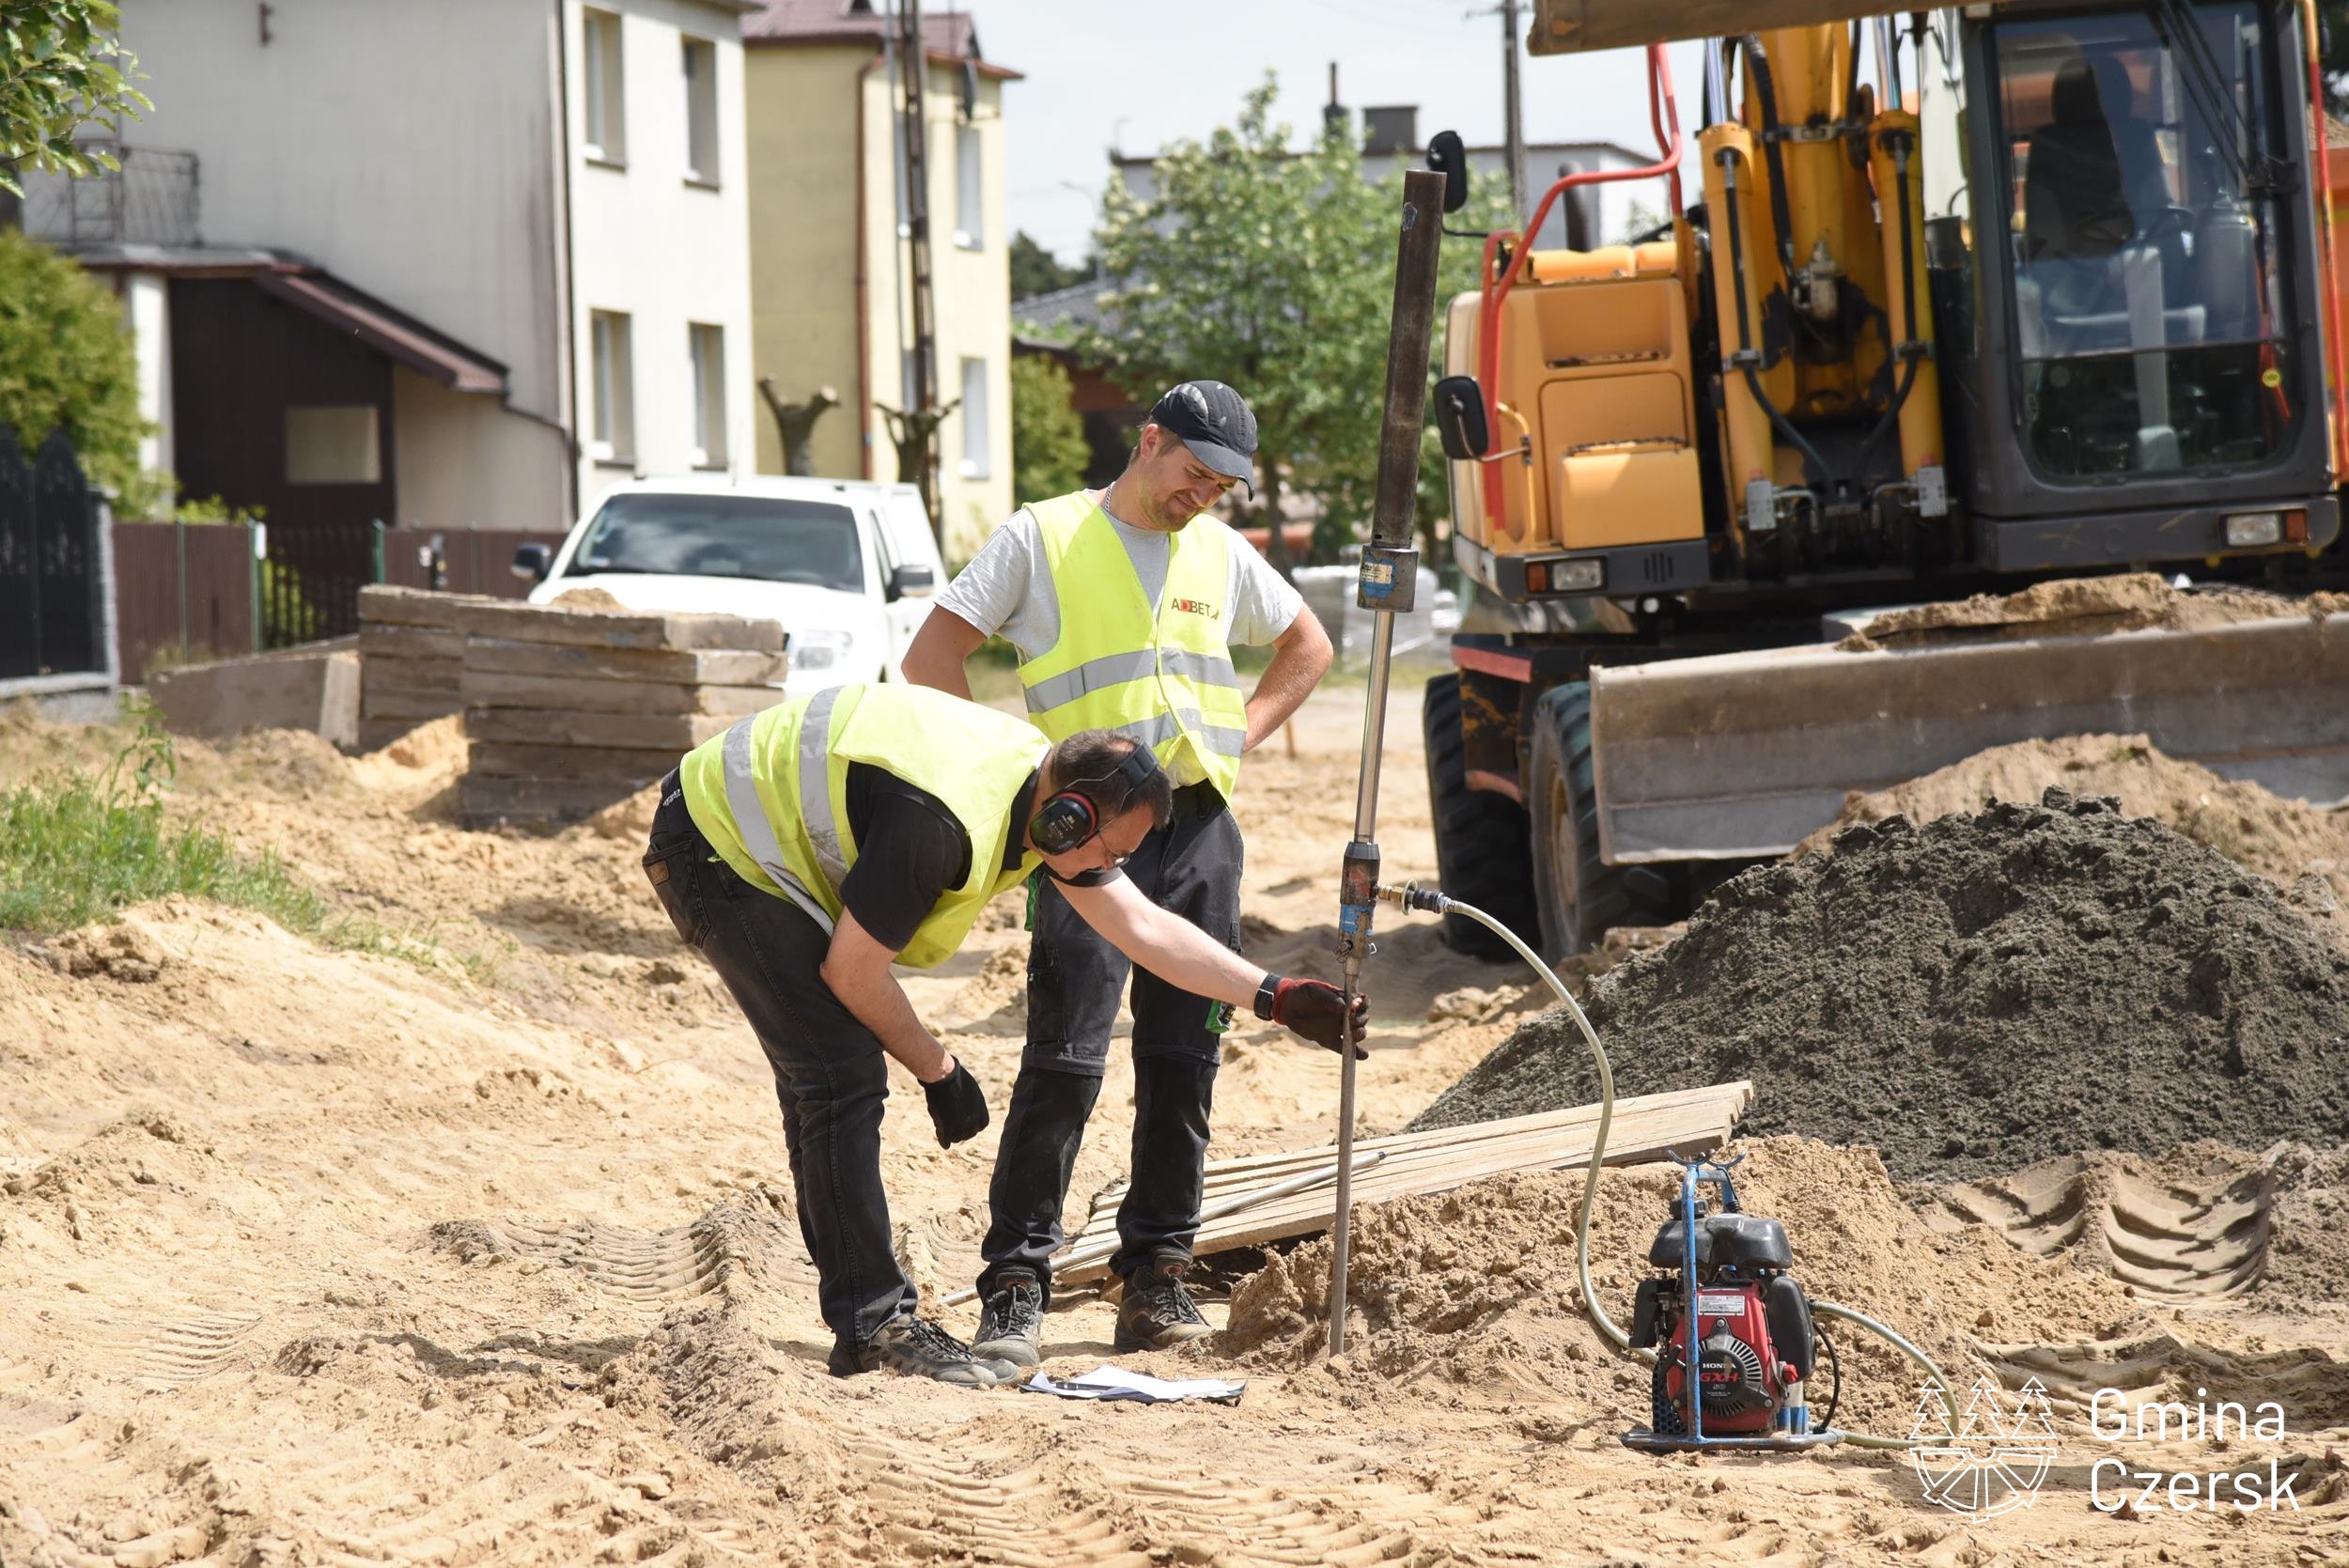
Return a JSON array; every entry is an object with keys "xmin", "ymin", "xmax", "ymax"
[{"xmin": 149, "ymin": 640, "xmax": 360, "ymax": 748}]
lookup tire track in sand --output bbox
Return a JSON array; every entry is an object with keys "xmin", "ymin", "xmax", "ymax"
[{"xmin": 429, "ymin": 1199, "xmax": 815, "ymax": 1304}]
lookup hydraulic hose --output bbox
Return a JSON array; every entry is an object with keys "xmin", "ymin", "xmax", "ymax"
[
  {"xmin": 1855, "ymin": 131, "xmax": 1923, "ymax": 475},
  {"xmin": 1718, "ymin": 149, "xmax": 1834, "ymax": 489},
  {"xmin": 1732, "ymin": 35, "xmax": 1798, "ymax": 283},
  {"xmin": 1419, "ymin": 890, "xmax": 1960, "ymax": 1440}
]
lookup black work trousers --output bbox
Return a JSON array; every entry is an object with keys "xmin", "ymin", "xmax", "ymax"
[
  {"xmin": 977, "ymin": 782, "xmax": 1241, "ymax": 1299},
  {"xmin": 642, "ymin": 776, "xmax": 914, "ymax": 1349}
]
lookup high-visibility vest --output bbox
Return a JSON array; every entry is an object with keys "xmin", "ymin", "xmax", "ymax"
[
  {"xmin": 1017, "ymin": 490, "xmax": 1248, "ymax": 797},
  {"xmin": 677, "ymin": 683, "xmax": 1047, "ymax": 970}
]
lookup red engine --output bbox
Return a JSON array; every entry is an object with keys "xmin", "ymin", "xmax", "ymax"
[{"xmin": 1628, "ymin": 1211, "xmax": 1818, "ymax": 1436}]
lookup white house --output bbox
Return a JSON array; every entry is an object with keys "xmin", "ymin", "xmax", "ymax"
[{"xmin": 31, "ymin": 0, "xmax": 757, "ymax": 537}]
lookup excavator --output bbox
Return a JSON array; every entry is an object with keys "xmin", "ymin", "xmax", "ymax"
[{"xmin": 1421, "ymin": 0, "xmax": 2349, "ymax": 957}]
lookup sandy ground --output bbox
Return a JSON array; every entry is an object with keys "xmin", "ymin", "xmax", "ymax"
[{"xmin": 3, "ymin": 683, "xmax": 2346, "ymax": 1567}]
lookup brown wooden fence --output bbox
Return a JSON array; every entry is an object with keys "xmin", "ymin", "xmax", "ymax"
[{"xmin": 112, "ymin": 520, "xmax": 258, "ymax": 683}]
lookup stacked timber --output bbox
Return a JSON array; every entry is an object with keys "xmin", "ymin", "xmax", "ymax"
[
  {"xmin": 455, "ymin": 597, "xmax": 786, "ymax": 824},
  {"xmin": 356, "ymin": 586, "xmax": 476, "ymax": 751}
]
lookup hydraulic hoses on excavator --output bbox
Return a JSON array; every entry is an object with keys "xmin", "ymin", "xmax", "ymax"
[
  {"xmin": 1717, "ymin": 145, "xmax": 1833, "ymax": 489},
  {"xmin": 1732, "ymin": 35, "xmax": 1798, "ymax": 285},
  {"xmin": 1855, "ymin": 127, "xmax": 1924, "ymax": 474}
]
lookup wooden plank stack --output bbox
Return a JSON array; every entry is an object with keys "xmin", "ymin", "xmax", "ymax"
[
  {"xmin": 452, "ymin": 597, "xmax": 787, "ymax": 824},
  {"xmin": 1051, "ymin": 1080, "xmax": 1751, "ymax": 1289},
  {"xmin": 356, "ymin": 585, "xmax": 475, "ymax": 752}
]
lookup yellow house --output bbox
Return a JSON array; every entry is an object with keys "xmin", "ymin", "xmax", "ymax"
[{"xmin": 742, "ymin": 1, "xmax": 1018, "ymax": 560}]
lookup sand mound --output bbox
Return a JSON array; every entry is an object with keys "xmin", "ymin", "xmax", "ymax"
[
  {"xmin": 1844, "ymin": 572, "xmax": 2349, "ymax": 648},
  {"xmin": 1223, "ymin": 1136, "xmax": 2150, "ymax": 1432},
  {"xmin": 1411, "ymin": 788, "xmax": 2349, "ymax": 1180},
  {"xmin": 1797, "ymin": 734, "xmax": 2349, "ymax": 942}
]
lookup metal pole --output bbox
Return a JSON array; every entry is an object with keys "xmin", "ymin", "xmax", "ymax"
[
  {"xmin": 1501, "ymin": 0, "xmax": 1525, "ymax": 220},
  {"xmin": 1329, "ymin": 169, "xmax": 1446, "ymax": 1358}
]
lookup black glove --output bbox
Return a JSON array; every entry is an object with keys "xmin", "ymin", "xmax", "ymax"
[
  {"xmin": 922, "ymin": 1059, "xmax": 990, "ymax": 1147},
  {"xmin": 1254, "ymin": 974, "xmax": 1368, "ymax": 1058}
]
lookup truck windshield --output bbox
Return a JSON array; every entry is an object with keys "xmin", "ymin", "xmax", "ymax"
[
  {"xmin": 1992, "ymin": 1, "xmax": 2297, "ymax": 479},
  {"xmin": 563, "ymin": 493, "xmax": 864, "ymax": 591}
]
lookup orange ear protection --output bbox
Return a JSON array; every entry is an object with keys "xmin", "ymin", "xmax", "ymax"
[{"xmin": 1030, "ymin": 745, "xmax": 1163, "ymax": 855}]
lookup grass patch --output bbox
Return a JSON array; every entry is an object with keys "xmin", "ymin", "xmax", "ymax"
[{"xmin": 0, "ymin": 716, "xmax": 422, "ymax": 962}]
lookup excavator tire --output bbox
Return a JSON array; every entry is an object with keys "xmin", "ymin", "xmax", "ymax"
[
  {"xmin": 1526, "ymin": 680, "xmax": 1663, "ymax": 956},
  {"xmin": 1421, "ymin": 673, "xmax": 1540, "ymax": 960}
]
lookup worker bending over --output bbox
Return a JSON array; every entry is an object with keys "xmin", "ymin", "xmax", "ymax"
[
  {"xmin": 901, "ymin": 380, "xmax": 1336, "ymax": 1364},
  {"xmin": 642, "ymin": 682, "xmax": 1361, "ymax": 1387}
]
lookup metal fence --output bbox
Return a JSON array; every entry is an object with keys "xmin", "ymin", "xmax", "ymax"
[
  {"xmin": 0, "ymin": 426, "xmax": 108, "ymax": 682},
  {"xmin": 260, "ymin": 523, "xmax": 381, "ymax": 648},
  {"xmin": 22, "ymin": 142, "xmax": 201, "ymax": 247},
  {"xmin": 379, "ymin": 527, "xmax": 568, "ymax": 598}
]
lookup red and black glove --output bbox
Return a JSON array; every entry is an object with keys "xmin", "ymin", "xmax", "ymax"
[{"xmin": 1254, "ymin": 974, "xmax": 1368, "ymax": 1058}]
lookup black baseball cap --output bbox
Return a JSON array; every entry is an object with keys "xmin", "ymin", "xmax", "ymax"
[{"xmin": 1149, "ymin": 380, "xmax": 1257, "ymax": 497}]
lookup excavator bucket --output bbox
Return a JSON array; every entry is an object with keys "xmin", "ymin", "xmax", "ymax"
[{"xmin": 1586, "ymin": 611, "xmax": 2349, "ymax": 863}]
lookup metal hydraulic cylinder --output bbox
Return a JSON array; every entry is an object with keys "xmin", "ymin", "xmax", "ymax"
[
  {"xmin": 1869, "ymin": 111, "xmax": 1944, "ymax": 481},
  {"xmin": 1699, "ymin": 124, "xmax": 1776, "ymax": 530}
]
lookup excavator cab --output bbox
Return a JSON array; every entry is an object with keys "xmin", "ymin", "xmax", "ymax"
[{"xmin": 1943, "ymin": 1, "xmax": 2336, "ymax": 570}]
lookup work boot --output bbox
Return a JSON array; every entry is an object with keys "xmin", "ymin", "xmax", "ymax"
[
  {"xmin": 972, "ymin": 1268, "xmax": 1046, "ymax": 1371},
  {"xmin": 1113, "ymin": 1254, "xmax": 1211, "ymax": 1352},
  {"xmin": 827, "ymin": 1312, "xmax": 1000, "ymax": 1388}
]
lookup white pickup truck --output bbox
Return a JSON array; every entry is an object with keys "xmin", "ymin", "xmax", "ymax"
[{"xmin": 514, "ymin": 475, "xmax": 946, "ymax": 689}]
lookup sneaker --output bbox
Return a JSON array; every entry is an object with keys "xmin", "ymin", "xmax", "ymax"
[
  {"xmin": 828, "ymin": 1313, "xmax": 1000, "ymax": 1388},
  {"xmin": 972, "ymin": 1269, "xmax": 1046, "ymax": 1370},
  {"xmin": 1113, "ymin": 1254, "xmax": 1212, "ymax": 1352}
]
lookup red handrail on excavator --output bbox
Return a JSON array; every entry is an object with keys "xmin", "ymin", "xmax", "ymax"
[{"xmin": 1474, "ymin": 42, "xmax": 1685, "ymax": 540}]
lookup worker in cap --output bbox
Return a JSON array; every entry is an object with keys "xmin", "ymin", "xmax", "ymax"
[
  {"xmin": 902, "ymin": 379, "xmax": 1337, "ymax": 1366},
  {"xmin": 644, "ymin": 682, "xmax": 1361, "ymax": 1388}
]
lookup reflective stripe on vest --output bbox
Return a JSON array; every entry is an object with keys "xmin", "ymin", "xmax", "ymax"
[
  {"xmin": 1015, "ymin": 491, "xmax": 1250, "ymax": 795},
  {"xmin": 680, "ymin": 683, "xmax": 1048, "ymax": 970}
]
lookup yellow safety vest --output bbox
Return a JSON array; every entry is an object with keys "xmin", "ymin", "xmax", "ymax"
[
  {"xmin": 677, "ymin": 684, "xmax": 1048, "ymax": 970},
  {"xmin": 1018, "ymin": 490, "xmax": 1249, "ymax": 797}
]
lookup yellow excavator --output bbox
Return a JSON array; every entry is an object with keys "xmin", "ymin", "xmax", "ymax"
[{"xmin": 1421, "ymin": 0, "xmax": 2349, "ymax": 957}]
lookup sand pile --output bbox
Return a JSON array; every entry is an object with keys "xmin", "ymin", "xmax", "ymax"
[
  {"xmin": 1410, "ymin": 789, "xmax": 2349, "ymax": 1180},
  {"xmin": 1222, "ymin": 1136, "xmax": 2149, "ymax": 1430},
  {"xmin": 1841, "ymin": 572, "xmax": 2349, "ymax": 648},
  {"xmin": 1797, "ymin": 734, "xmax": 2349, "ymax": 942}
]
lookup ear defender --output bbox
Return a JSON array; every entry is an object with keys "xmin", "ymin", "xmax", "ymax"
[{"xmin": 1030, "ymin": 745, "xmax": 1162, "ymax": 855}]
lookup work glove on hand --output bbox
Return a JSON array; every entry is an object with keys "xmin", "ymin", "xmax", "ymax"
[
  {"xmin": 1255, "ymin": 974, "xmax": 1369, "ymax": 1058},
  {"xmin": 922, "ymin": 1058, "xmax": 990, "ymax": 1148}
]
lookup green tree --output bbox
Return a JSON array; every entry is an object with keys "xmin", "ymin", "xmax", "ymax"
[
  {"xmin": 1010, "ymin": 228, "xmax": 1087, "ymax": 302},
  {"xmin": 2, "ymin": 1, "xmax": 148, "ymax": 200},
  {"xmin": 1080, "ymin": 76, "xmax": 1503, "ymax": 568},
  {"xmin": 0, "ymin": 225, "xmax": 144, "ymax": 494},
  {"xmin": 1010, "ymin": 353, "xmax": 1090, "ymax": 504}
]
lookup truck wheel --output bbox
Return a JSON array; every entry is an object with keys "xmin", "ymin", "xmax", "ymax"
[
  {"xmin": 1526, "ymin": 681, "xmax": 1648, "ymax": 956},
  {"xmin": 1422, "ymin": 673, "xmax": 1540, "ymax": 960}
]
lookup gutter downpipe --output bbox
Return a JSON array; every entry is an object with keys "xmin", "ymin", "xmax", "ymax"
[
  {"xmin": 551, "ymin": 0, "xmax": 581, "ymax": 520},
  {"xmin": 855, "ymin": 44, "xmax": 885, "ymax": 481}
]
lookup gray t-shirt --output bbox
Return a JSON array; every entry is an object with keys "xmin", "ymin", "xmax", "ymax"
[{"xmin": 937, "ymin": 492, "xmax": 1304, "ymax": 659}]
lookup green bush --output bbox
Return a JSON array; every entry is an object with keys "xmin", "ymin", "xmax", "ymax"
[
  {"xmin": 0, "ymin": 226, "xmax": 147, "ymax": 496},
  {"xmin": 1010, "ymin": 354, "xmax": 1090, "ymax": 505},
  {"xmin": 0, "ymin": 717, "xmax": 329, "ymax": 935}
]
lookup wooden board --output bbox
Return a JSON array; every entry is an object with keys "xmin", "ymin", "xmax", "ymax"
[
  {"xmin": 358, "ymin": 623, "xmax": 466, "ymax": 662},
  {"xmin": 357, "ymin": 585, "xmax": 491, "ymax": 629},
  {"xmin": 459, "ymin": 670, "xmax": 786, "ymax": 717},
  {"xmin": 467, "ymin": 741, "xmax": 679, "ymax": 783},
  {"xmin": 361, "ymin": 688, "xmax": 465, "ymax": 722},
  {"xmin": 457, "ymin": 774, "xmax": 652, "ymax": 824},
  {"xmin": 1051, "ymin": 1081, "xmax": 1751, "ymax": 1287},
  {"xmin": 463, "ymin": 636, "xmax": 789, "ymax": 687},
  {"xmin": 362, "ymin": 654, "xmax": 463, "ymax": 692},
  {"xmin": 464, "ymin": 706, "xmax": 735, "ymax": 751},
  {"xmin": 442, "ymin": 598, "xmax": 785, "ymax": 653}
]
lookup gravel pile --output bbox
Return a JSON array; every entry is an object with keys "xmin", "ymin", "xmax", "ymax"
[{"xmin": 1408, "ymin": 789, "xmax": 2349, "ymax": 1180}]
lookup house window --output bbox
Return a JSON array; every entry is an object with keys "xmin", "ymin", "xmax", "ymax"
[
  {"xmin": 681, "ymin": 35, "xmax": 718, "ymax": 185},
  {"xmin": 583, "ymin": 8, "xmax": 626, "ymax": 165},
  {"xmin": 590, "ymin": 310, "xmax": 634, "ymax": 462},
  {"xmin": 958, "ymin": 356, "xmax": 989, "ymax": 478},
  {"xmin": 954, "ymin": 122, "xmax": 983, "ymax": 248},
  {"xmin": 285, "ymin": 406, "xmax": 381, "ymax": 485},
  {"xmin": 689, "ymin": 322, "xmax": 726, "ymax": 468}
]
